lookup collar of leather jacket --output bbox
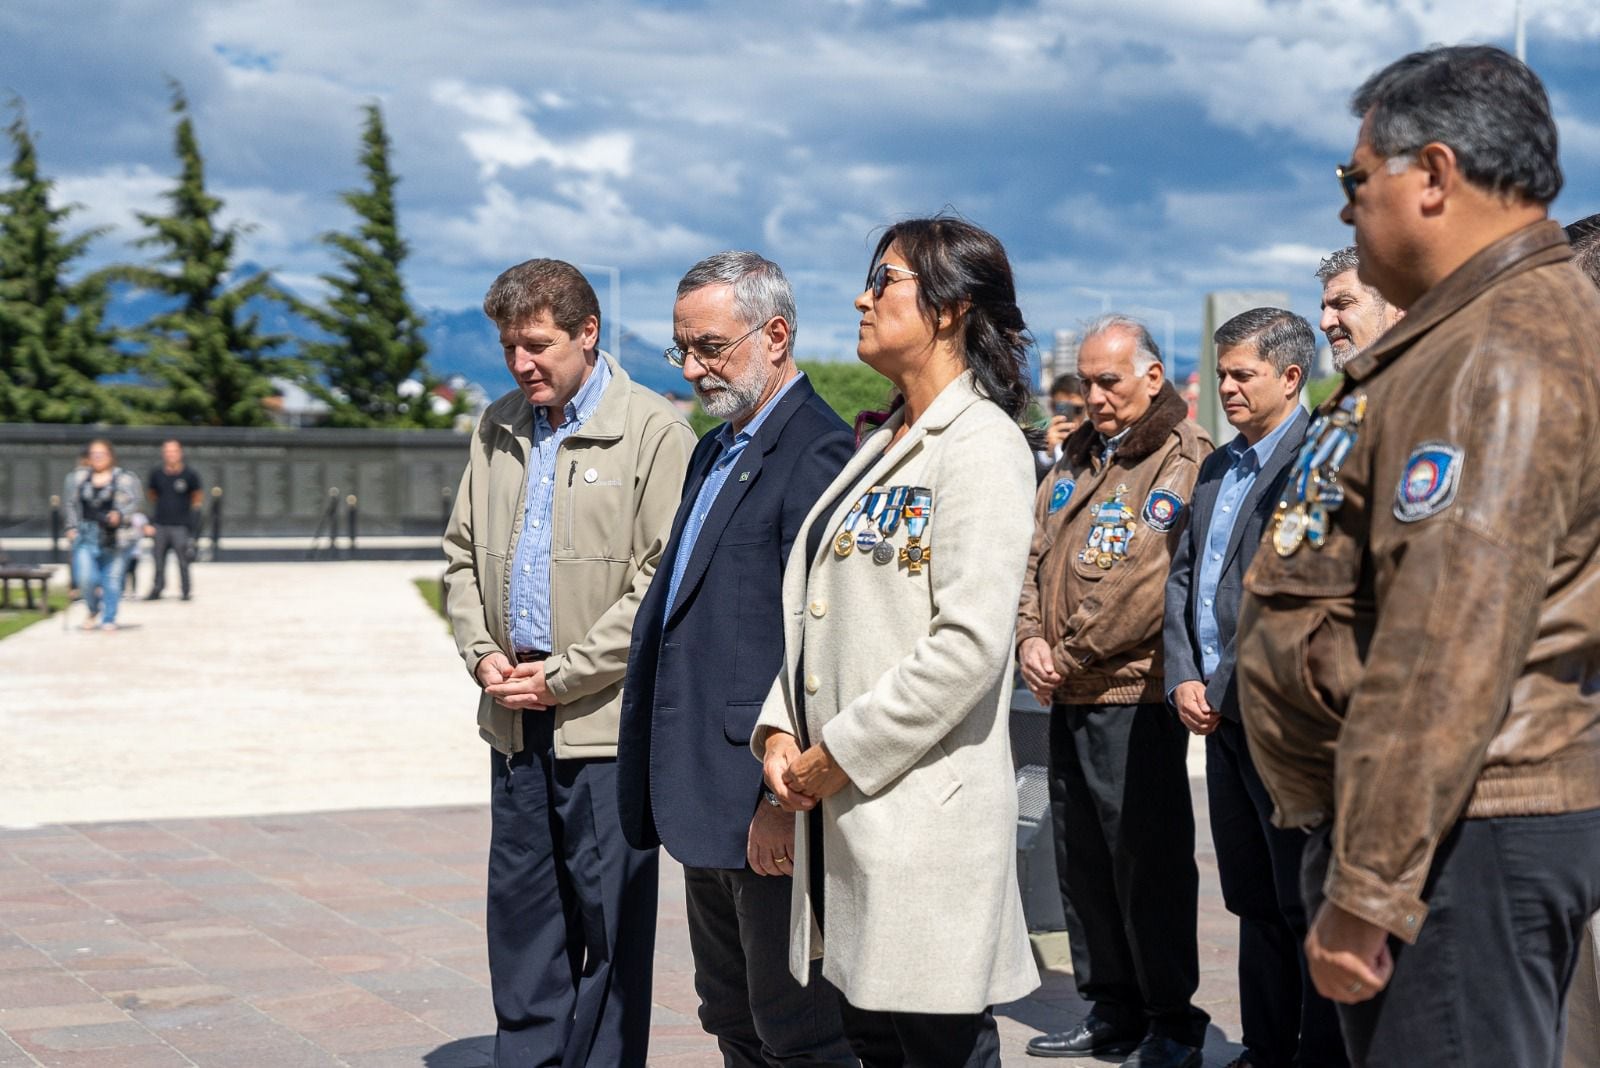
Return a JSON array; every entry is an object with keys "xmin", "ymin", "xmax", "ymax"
[
  {"xmin": 1063, "ymin": 380, "xmax": 1188, "ymax": 467},
  {"xmin": 1342, "ymin": 219, "xmax": 1572, "ymax": 385}
]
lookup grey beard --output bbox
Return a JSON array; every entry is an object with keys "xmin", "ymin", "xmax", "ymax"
[{"xmin": 699, "ymin": 363, "xmax": 770, "ymax": 421}]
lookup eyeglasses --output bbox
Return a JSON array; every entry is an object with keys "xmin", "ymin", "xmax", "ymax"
[
  {"xmin": 663, "ymin": 320, "xmax": 767, "ymax": 369},
  {"xmin": 1335, "ymin": 161, "xmax": 1370, "ymax": 205},
  {"xmin": 866, "ymin": 262, "xmax": 917, "ymax": 300}
]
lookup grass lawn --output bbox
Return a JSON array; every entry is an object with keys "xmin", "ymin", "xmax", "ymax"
[
  {"xmin": 414, "ymin": 576, "xmax": 448, "ymax": 625},
  {"xmin": 0, "ymin": 588, "xmax": 71, "ymax": 641}
]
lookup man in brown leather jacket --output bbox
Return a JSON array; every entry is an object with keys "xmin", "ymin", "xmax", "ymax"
[
  {"xmin": 1018, "ymin": 314, "xmax": 1212, "ymax": 1068},
  {"xmin": 1236, "ymin": 45, "xmax": 1600, "ymax": 1067}
]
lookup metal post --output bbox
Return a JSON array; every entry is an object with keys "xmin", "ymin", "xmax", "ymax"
[
  {"xmin": 209, "ymin": 486, "xmax": 223, "ymax": 560},
  {"xmin": 345, "ymin": 495, "xmax": 358, "ymax": 556},
  {"xmin": 49, "ymin": 495, "xmax": 62, "ymax": 563},
  {"xmin": 441, "ymin": 485, "xmax": 453, "ymax": 532}
]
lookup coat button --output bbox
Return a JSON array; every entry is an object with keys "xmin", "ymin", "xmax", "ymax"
[
  {"xmin": 809, "ymin": 600, "xmax": 827, "ymax": 618},
  {"xmin": 805, "ymin": 674, "xmax": 820, "ymax": 695}
]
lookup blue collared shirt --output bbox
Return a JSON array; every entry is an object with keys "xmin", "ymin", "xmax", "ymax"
[
  {"xmin": 1194, "ymin": 410, "xmax": 1300, "ymax": 678},
  {"xmin": 509, "ymin": 359, "xmax": 612, "ymax": 654},
  {"xmin": 663, "ymin": 374, "xmax": 804, "ymax": 615}
]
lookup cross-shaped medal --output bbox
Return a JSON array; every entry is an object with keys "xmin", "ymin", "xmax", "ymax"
[{"xmin": 899, "ymin": 537, "xmax": 930, "ymax": 575}]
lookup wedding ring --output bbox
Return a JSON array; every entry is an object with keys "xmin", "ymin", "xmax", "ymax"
[
  {"xmin": 1345, "ymin": 981, "xmax": 1363, "ymax": 994},
  {"xmin": 774, "ymin": 855, "xmax": 788, "ymax": 863}
]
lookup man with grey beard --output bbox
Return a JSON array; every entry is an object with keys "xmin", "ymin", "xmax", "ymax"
[
  {"xmin": 1316, "ymin": 246, "xmax": 1404, "ymax": 370},
  {"xmin": 618, "ymin": 252, "xmax": 856, "ymax": 1066}
]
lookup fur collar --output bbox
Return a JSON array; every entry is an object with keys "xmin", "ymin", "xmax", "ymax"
[{"xmin": 1064, "ymin": 381, "xmax": 1189, "ymax": 467}]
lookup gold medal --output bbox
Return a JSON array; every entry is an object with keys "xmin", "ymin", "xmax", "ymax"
[
  {"xmin": 1096, "ymin": 551, "xmax": 1114, "ymax": 570},
  {"xmin": 1272, "ymin": 502, "xmax": 1308, "ymax": 557},
  {"xmin": 833, "ymin": 529, "xmax": 855, "ymax": 557}
]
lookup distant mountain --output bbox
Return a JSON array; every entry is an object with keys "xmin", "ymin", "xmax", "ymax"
[{"xmin": 102, "ymin": 264, "xmax": 685, "ymax": 399}]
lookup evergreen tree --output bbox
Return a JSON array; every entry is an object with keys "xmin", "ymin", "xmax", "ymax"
[
  {"xmin": 0, "ymin": 102, "xmax": 122, "ymax": 423},
  {"xmin": 121, "ymin": 84, "xmax": 283, "ymax": 426},
  {"xmin": 301, "ymin": 103, "xmax": 450, "ymax": 428}
]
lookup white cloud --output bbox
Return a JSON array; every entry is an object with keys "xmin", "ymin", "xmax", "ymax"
[{"xmin": 430, "ymin": 80, "xmax": 634, "ymax": 180}]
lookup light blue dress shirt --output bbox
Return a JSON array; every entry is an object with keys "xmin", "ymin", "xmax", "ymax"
[
  {"xmin": 1194, "ymin": 411, "xmax": 1300, "ymax": 678},
  {"xmin": 663, "ymin": 373, "xmax": 804, "ymax": 615},
  {"xmin": 509, "ymin": 359, "xmax": 612, "ymax": 654}
]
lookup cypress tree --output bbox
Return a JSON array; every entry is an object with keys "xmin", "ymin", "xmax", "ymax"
[
  {"xmin": 301, "ymin": 103, "xmax": 450, "ymax": 428},
  {"xmin": 121, "ymin": 84, "xmax": 284, "ymax": 426},
  {"xmin": 0, "ymin": 102, "xmax": 122, "ymax": 423}
]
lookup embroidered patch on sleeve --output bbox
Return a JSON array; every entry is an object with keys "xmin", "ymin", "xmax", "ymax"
[
  {"xmin": 1141, "ymin": 488, "xmax": 1184, "ymax": 532},
  {"xmin": 1394, "ymin": 442, "xmax": 1464, "ymax": 522},
  {"xmin": 1048, "ymin": 477, "xmax": 1075, "ymax": 514}
]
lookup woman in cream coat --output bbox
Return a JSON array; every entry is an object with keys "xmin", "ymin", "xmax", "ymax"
[{"xmin": 751, "ymin": 217, "xmax": 1040, "ymax": 1066}]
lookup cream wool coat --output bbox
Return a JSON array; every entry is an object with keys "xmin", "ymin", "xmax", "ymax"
[{"xmin": 752, "ymin": 371, "xmax": 1040, "ymax": 1014}]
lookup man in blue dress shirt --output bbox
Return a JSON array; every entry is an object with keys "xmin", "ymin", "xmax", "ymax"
[
  {"xmin": 1163, "ymin": 308, "xmax": 1346, "ymax": 1068},
  {"xmin": 617, "ymin": 252, "xmax": 855, "ymax": 1066}
]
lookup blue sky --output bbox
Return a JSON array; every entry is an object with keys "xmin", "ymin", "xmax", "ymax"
[{"xmin": 5, "ymin": 0, "xmax": 1599, "ymax": 371}]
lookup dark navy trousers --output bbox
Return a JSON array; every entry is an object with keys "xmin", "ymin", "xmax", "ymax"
[
  {"xmin": 1207, "ymin": 718, "xmax": 1346, "ymax": 1068},
  {"xmin": 487, "ymin": 712, "xmax": 658, "ymax": 1068},
  {"xmin": 1303, "ymin": 808, "xmax": 1600, "ymax": 1067}
]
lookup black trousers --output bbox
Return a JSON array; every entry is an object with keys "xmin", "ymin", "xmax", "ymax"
[
  {"xmin": 839, "ymin": 1003, "xmax": 998, "ymax": 1068},
  {"xmin": 487, "ymin": 713, "xmax": 658, "ymax": 1068},
  {"xmin": 1049, "ymin": 702, "xmax": 1209, "ymax": 1046},
  {"xmin": 1207, "ymin": 718, "xmax": 1347, "ymax": 1068},
  {"xmin": 1302, "ymin": 808, "xmax": 1600, "ymax": 1067},
  {"xmin": 683, "ymin": 864, "xmax": 855, "ymax": 1067},
  {"xmin": 149, "ymin": 524, "xmax": 193, "ymax": 596}
]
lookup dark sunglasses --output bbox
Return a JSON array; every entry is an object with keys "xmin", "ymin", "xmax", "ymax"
[
  {"xmin": 867, "ymin": 262, "xmax": 918, "ymax": 299},
  {"xmin": 1335, "ymin": 161, "xmax": 1370, "ymax": 206}
]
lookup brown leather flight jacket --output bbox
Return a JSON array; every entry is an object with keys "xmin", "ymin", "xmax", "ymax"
[
  {"xmin": 1237, "ymin": 221, "xmax": 1600, "ymax": 943},
  {"xmin": 1018, "ymin": 383, "xmax": 1211, "ymax": 704}
]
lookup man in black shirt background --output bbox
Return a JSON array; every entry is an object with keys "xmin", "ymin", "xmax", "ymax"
[{"xmin": 145, "ymin": 439, "xmax": 203, "ymax": 600}]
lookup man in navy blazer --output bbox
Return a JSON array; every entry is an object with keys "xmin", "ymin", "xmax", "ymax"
[
  {"xmin": 1163, "ymin": 308, "xmax": 1346, "ymax": 1068},
  {"xmin": 618, "ymin": 252, "xmax": 856, "ymax": 1067}
]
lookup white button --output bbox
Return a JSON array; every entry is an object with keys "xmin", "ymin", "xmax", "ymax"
[
  {"xmin": 1222, "ymin": 505, "xmax": 1231, "ymax": 513},
  {"xmin": 532, "ymin": 520, "xmax": 540, "ymax": 528},
  {"xmin": 1203, "ymin": 599, "xmax": 1212, "ymax": 608},
  {"xmin": 1205, "ymin": 645, "xmax": 1215, "ymax": 654},
  {"xmin": 522, "ymin": 564, "xmax": 530, "ymax": 574},
  {"xmin": 542, "ymin": 477, "xmax": 549, "ymax": 485},
  {"xmin": 808, "ymin": 600, "xmax": 827, "ymax": 618},
  {"xmin": 805, "ymin": 674, "xmax": 820, "ymax": 695},
  {"xmin": 584, "ymin": 468, "xmax": 599, "ymax": 483},
  {"xmin": 519, "ymin": 609, "xmax": 528, "ymax": 618},
  {"xmin": 1212, "ymin": 553, "xmax": 1221, "ymax": 561}
]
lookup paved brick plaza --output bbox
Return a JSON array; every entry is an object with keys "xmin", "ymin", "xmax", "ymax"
[{"xmin": 0, "ymin": 564, "xmax": 1246, "ymax": 1065}]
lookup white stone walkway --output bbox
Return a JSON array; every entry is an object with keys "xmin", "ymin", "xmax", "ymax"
[{"xmin": 0, "ymin": 562, "xmax": 482, "ymax": 829}]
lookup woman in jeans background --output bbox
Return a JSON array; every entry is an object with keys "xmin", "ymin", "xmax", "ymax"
[{"xmin": 63, "ymin": 439, "xmax": 143, "ymax": 631}]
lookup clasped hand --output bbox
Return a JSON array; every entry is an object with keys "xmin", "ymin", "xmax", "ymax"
[
  {"xmin": 762, "ymin": 731, "xmax": 850, "ymax": 812},
  {"xmin": 476, "ymin": 651, "xmax": 557, "ymax": 710}
]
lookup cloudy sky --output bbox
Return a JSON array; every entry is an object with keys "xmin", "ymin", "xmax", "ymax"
[{"xmin": 6, "ymin": 0, "xmax": 1599, "ymax": 368}]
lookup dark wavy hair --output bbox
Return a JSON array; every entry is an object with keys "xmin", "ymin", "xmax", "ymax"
[{"xmin": 868, "ymin": 216, "xmax": 1033, "ymax": 421}]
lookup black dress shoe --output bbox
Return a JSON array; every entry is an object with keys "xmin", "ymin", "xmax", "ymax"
[
  {"xmin": 1026, "ymin": 1014, "xmax": 1142, "ymax": 1058},
  {"xmin": 1119, "ymin": 1034, "xmax": 1203, "ymax": 1068}
]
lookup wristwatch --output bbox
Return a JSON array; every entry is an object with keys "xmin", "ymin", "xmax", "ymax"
[{"xmin": 762, "ymin": 787, "xmax": 783, "ymax": 809}]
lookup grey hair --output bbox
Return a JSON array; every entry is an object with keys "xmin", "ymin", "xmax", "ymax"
[
  {"xmin": 1213, "ymin": 307, "xmax": 1315, "ymax": 379},
  {"xmin": 1081, "ymin": 313, "xmax": 1161, "ymax": 375},
  {"xmin": 1351, "ymin": 44, "xmax": 1562, "ymax": 205},
  {"xmin": 1567, "ymin": 214, "xmax": 1600, "ymax": 290},
  {"xmin": 1315, "ymin": 245, "xmax": 1361, "ymax": 283},
  {"xmin": 676, "ymin": 251, "xmax": 797, "ymax": 359}
]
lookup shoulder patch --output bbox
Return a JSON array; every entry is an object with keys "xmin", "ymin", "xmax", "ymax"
[
  {"xmin": 1394, "ymin": 443, "xmax": 1463, "ymax": 522},
  {"xmin": 1142, "ymin": 487, "xmax": 1184, "ymax": 532},
  {"xmin": 1048, "ymin": 477, "xmax": 1075, "ymax": 514}
]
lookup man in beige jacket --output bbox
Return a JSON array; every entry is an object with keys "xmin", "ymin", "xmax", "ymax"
[{"xmin": 443, "ymin": 258, "xmax": 692, "ymax": 1067}]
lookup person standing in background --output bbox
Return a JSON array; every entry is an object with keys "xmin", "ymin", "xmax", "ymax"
[{"xmin": 145, "ymin": 439, "xmax": 203, "ymax": 601}]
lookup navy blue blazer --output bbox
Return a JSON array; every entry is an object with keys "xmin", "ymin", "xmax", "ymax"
[
  {"xmin": 1163, "ymin": 406, "xmax": 1309, "ymax": 721},
  {"xmin": 616, "ymin": 376, "xmax": 854, "ymax": 868}
]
